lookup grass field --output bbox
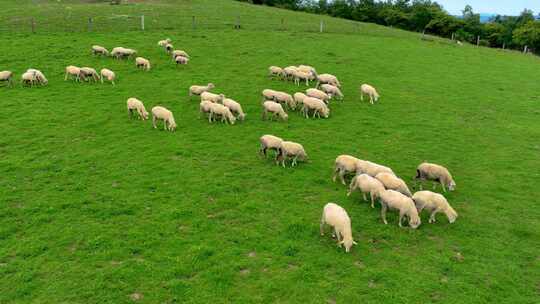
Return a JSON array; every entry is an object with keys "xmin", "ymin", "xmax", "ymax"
[{"xmin": 1, "ymin": 1, "xmax": 539, "ymax": 303}]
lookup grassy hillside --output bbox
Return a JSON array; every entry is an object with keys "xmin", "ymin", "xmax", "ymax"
[{"xmin": 0, "ymin": 1, "xmax": 539, "ymax": 303}]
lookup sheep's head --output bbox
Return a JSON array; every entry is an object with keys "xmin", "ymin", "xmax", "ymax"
[
  {"xmin": 445, "ymin": 207, "xmax": 458, "ymax": 223},
  {"xmin": 142, "ymin": 111, "xmax": 149, "ymax": 120},
  {"xmin": 341, "ymin": 238, "xmax": 357, "ymax": 253},
  {"xmin": 208, "ymin": 83, "xmax": 215, "ymax": 89},
  {"xmin": 321, "ymin": 107, "xmax": 330, "ymax": 118},
  {"xmin": 281, "ymin": 112, "xmax": 289, "ymax": 121},
  {"xmin": 409, "ymin": 213, "xmax": 421, "ymax": 229},
  {"xmin": 218, "ymin": 94, "xmax": 225, "ymax": 102},
  {"xmin": 239, "ymin": 113, "xmax": 246, "ymax": 121},
  {"xmin": 229, "ymin": 113, "xmax": 236, "ymax": 125},
  {"xmin": 169, "ymin": 121, "xmax": 177, "ymax": 131},
  {"xmin": 448, "ymin": 180, "xmax": 456, "ymax": 191}
]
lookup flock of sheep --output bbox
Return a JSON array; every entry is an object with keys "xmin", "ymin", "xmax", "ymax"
[{"xmin": 0, "ymin": 36, "xmax": 459, "ymax": 254}]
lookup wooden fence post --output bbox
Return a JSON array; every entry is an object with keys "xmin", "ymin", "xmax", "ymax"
[
  {"xmin": 451, "ymin": 33, "xmax": 454, "ymax": 41},
  {"xmin": 141, "ymin": 15, "xmax": 145, "ymax": 31},
  {"xmin": 88, "ymin": 17, "xmax": 93, "ymax": 32},
  {"xmin": 476, "ymin": 35, "xmax": 480, "ymax": 46},
  {"xmin": 192, "ymin": 16, "xmax": 196, "ymax": 30},
  {"xmin": 421, "ymin": 29, "xmax": 425, "ymax": 39},
  {"xmin": 524, "ymin": 45, "xmax": 528, "ymax": 54},
  {"xmin": 31, "ymin": 17, "xmax": 35, "ymax": 33},
  {"xmin": 319, "ymin": 20, "xmax": 323, "ymax": 33},
  {"xmin": 502, "ymin": 42, "xmax": 505, "ymax": 50}
]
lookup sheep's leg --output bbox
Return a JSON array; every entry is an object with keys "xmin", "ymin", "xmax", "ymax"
[
  {"xmin": 292, "ymin": 155, "xmax": 298, "ymax": 166},
  {"xmin": 360, "ymin": 92, "xmax": 364, "ymax": 101},
  {"xmin": 429, "ymin": 209, "xmax": 441, "ymax": 223},
  {"xmin": 381, "ymin": 203, "xmax": 388, "ymax": 225},
  {"xmin": 339, "ymin": 170, "xmax": 346, "ymax": 185},
  {"xmin": 100, "ymin": 75, "xmax": 104, "ymax": 84},
  {"xmin": 208, "ymin": 112, "xmax": 213, "ymax": 123},
  {"xmin": 398, "ymin": 210, "xmax": 405, "ymax": 227},
  {"xmin": 64, "ymin": 72, "xmax": 68, "ymax": 81},
  {"xmin": 441, "ymin": 182, "xmax": 447, "ymax": 192},
  {"xmin": 432, "ymin": 182, "xmax": 437, "ymax": 190},
  {"xmin": 347, "ymin": 182, "xmax": 356, "ymax": 197},
  {"xmin": 320, "ymin": 218, "xmax": 325, "ymax": 236},
  {"xmin": 128, "ymin": 109, "xmax": 133, "ymax": 119},
  {"xmin": 362, "ymin": 192, "xmax": 367, "ymax": 201},
  {"xmin": 152, "ymin": 116, "xmax": 157, "ymax": 129},
  {"xmin": 163, "ymin": 120, "xmax": 168, "ymax": 131},
  {"xmin": 370, "ymin": 193, "xmax": 375, "ymax": 208}
]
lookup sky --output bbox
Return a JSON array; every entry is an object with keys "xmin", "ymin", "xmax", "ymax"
[{"xmin": 435, "ymin": 0, "xmax": 540, "ymax": 16}]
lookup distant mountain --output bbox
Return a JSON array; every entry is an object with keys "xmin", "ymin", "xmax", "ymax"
[{"xmin": 479, "ymin": 13, "xmax": 497, "ymax": 23}]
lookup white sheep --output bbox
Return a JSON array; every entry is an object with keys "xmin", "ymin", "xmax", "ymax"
[
  {"xmin": 65, "ymin": 65, "xmax": 84, "ymax": 82},
  {"xmin": 111, "ymin": 47, "xmax": 136, "ymax": 59},
  {"xmin": 208, "ymin": 103, "xmax": 236, "ymax": 125},
  {"xmin": 379, "ymin": 189, "xmax": 421, "ymax": 229},
  {"xmin": 320, "ymin": 202, "xmax": 357, "ymax": 253},
  {"xmin": 127, "ymin": 98, "xmax": 149, "ymax": 120},
  {"xmin": 222, "ymin": 98, "xmax": 246, "ymax": 121},
  {"xmin": 262, "ymin": 101, "xmax": 288, "ymax": 122},
  {"xmin": 201, "ymin": 91, "xmax": 224, "ymax": 103},
  {"xmin": 293, "ymin": 92, "xmax": 307, "ymax": 108},
  {"xmin": 175, "ymin": 56, "xmax": 189, "ymax": 65},
  {"xmin": 0, "ymin": 71, "xmax": 14, "ymax": 87},
  {"xmin": 273, "ymin": 92, "xmax": 294, "ymax": 109},
  {"xmin": 297, "ymin": 65, "xmax": 317, "ymax": 77},
  {"xmin": 190, "ymin": 83, "xmax": 215, "ymax": 97},
  {"xmin": 92, "ymin": 45, "xmax": 109, "ymax": 56},
  {"xmin": 80, "ymin": 67, "xmax": 100, "ymax": 82},
  {"xmin": 292, "ymin": 70, "xmax": 311, "ymax": 86},
  {"xmin": 306, "ymin": 88, "xmax": 330, "ymax": 104},
  {"xmin": 259, "ymin": 134, "xmax": 283, "ymax": 158},
  {"xmin": 414, "ymin": 162, "xmax": 456, "ymax": 192},
  {"xmin": 375, "ymin": 172, "xmax": 412, "ymax": 197},
  {"xmin": 165, "ymin": 43, "xmax": 174, "ymax": 53},
  {"xmin": 283, "ymin": 66, "xmax": 298, "ymax": 81},
  {"xmin": 316, "ymin": 73, "xmax": 341, "ymax": 88},
  {"xmin": 21, "ymin": 71, "xmax": 37, "ymax": 87},
  {"xmin": 348, "ymin": 174, "xmax": 385, "ymax": 208},
  {"xmin": 100, "ymin": 68, "xmax": 116, "ymax": 86},
  {"xmin": 356, "ymin": 160, "xmax": 394, "ymax": 177},
  {"xmin": 268, "ymin": 66, "xmax": 285, "ymax": 79},
  {"xmin": 276, "ymin": 141, "xmax": 307, "ymax": 167},
  {"xmin": 320, "ymin": 84, "xmax": 343, "ymax": 100},
  {"xmin": 360, "ymin": 84, "xmax": 380, "ymax": 104},
  {"xmin": 135, "ymin": 57, "xmax": 151, "ymax": 71},
  {"xmin": 333, "ymin": 155, "xmax": 360, "ymax": 185},
  {"xmin": 26, "ymin": 69, "xmax": 47, "ymax": 86},
  {"xmin": 199, "ymin": 100, "xmax": 213, "ymax": 119},
  {"xmin": 301, "ymin": 97, "xmax": 329, "ymax": 119},
  {"xmin": 262, "ymin": 89, "xmax": 278, "ymax": 101},
  {"xmin": 158, "ymin": 38, "xmax": 171, "ymax": 47},
  {"xmin": 152, "ymin": 106, "xmax": 177, "ymax": 131},
  {"xmin": 172, "ymin": 50, "xmax": 190, "ymax": 59},
  {"xmin": 412, "ymin": 191, "xmax": 458, "ymax": 224}
]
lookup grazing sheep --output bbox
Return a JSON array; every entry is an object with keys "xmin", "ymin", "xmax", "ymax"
[
  {"xmin": 26, "ymin": 69, "xmax": 47, "ymax": 86},
  {"xmin": 293, "ymin": 92, "xmax": 307, "ymax": 108},
  {"xmin": 268, "ymin": 66, "xmax": 285, "ymax": 79},
  {"xmin": 80, "ymin": 67, "xmax": 100, "ymax": 82},
  {"xmin": 175, "ymin": 56, "xmax": 189, "ymax": 65},
  {"xmin": 151, "ymin": 106, "xmax": 177, "ymax": 131},
  {"xmin": 292, "ymin": 70, "xmax": 311, "ymax": 86},
  {"xmin": 262, "ymin": 89, "xmax": 278, "ymax": 101},
  {"xmin": 135, "ymin": 57, "xmax": 151, "ymax": 71},
  {"xmin": 126, "ymin": 97, "xmax": 149, "ymax": 120},
  {"xmin": 360, "ymin": 84, "xmax": 380, "ymax": 104},
  {"xmin": 375, "ymin": 172, "xmax": 412, "ymax": 197},
  {"xmin": 297, "ymin": 65, "xmax": 317, "ymax": 77},
  {"xmin": 201, "ymin": 91, "xmax": 224, "ymax": 103},
  {"xmin": 199, "ymin": 100, "xmax": 213, "ymax": 119},
  {"xmin": 21, "ymin": 71, "xmax": 37, "ymax": 87},
  {"xmin": 259, "ymin": 134, "xmax": 283, "ymax": 158},
  {"xmin": 306, "ymin": 88, "xmax": 330, "ymax": 104},
  {"xmin": 262, "ymin": 101, "xmax": 288, "ymax": 122},
  {"xmin": 283, "ymin": 66, "xmax": 298, "ymax": 81},
  {"xmin": 333, "ymin": 155, "xmax": 360, "ymax": 185},
  {"xmin": 412, "ymin": 191, "xmax": 458, "ymax": 224},
  {"xmin": 414, "ymin": 162, "xmax": 456, "ymax": 192},
  {"xmin": 0, "ymin": 71, "xmax": 13, "ymax": 87},
  {"xmin": 320, "ymin": 84, "xmax": 343, "ymax": 100},
  {"xmin": 276, "ymin": 141, "xmax": 307, "ymax": 167},
  {"xmin": 100, "ymin": 68, "xmax": 116, "ymax": 85},
  {"xmin": 65, "ymin": 65, "xmax": 84, "ymax": 82},
  {"xmin": 301, "ymin": 97, "xmax": 329, "ymax": 119},
  {"xmin": 223, "ymin": 98, "xmax": 246, "ymax": 121},
  {"xmin": 348, "ymin": 174, "xmax": 385, "ymax": 208},
  {"xmin": 208, "ymin": 103, "xmax": 236, "ymax": 125},
  {"xmin": 273, "ymin": 92, "xmax": 294, "ymax": 108},
  {"xmin": 165, "ymin": 43, "xmax": 174, "ymax": 53},
  {"xmin": 356, "ymin": 160, "xmax": 394, "ymax": 177},
  {"xmin": 158, "ymin": 38, "xmax": 171, "ymax": 47},
  {"xmin": 190, "ymin": 83, "xmax": 215, "ymax": 97},
  {"xmin": 320, "ymin": 202, "xmax": 357, "ymax": 253},
  {"xmin": 316, "ymin": 73, "xmax": 341, "ymax": 88},
  {"xmin": 379, "ymin": 190, "xmax": 421, "ymax": 229},
  {"xmin": 111, "ymin": 47, "xmax": 136, "ymax": 59},
  {"xmin": 172, "ymin": 50, "xmax": 190, "ymax": 59},
  {"xmin": 92, "ymin": 45, "xmax": 109, "ymax": 56}
]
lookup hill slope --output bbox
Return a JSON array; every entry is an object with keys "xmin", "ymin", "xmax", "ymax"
[{"xmin": 0, "ymin": 1, "xmax": 539, "ymax": 303}]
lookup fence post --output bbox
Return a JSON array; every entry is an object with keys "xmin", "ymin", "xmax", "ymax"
[
  {"xmin": 502, "ymin": 42, "xmax": 505, "ymax": 50},
  {"xmin": 88, "ymin": 17, "xmax": 93, "ymax": 32},
  {"xmin": 523, "ymin": 45, "xmax": 528, "ymax": 54},
  {"xmin": 451, "ymin": 33, "xmax": 454, "ymax": 41},
  {"xmin": 141, "ymin": 15, "xmax": 145, "ymax": 31},
  {"xmin": 421, "ymin": 29, "xmax": 425, "ymax": 39},
  {"xmin": 476, "ymin": 36, "xmax": 480, "ymax": 46},
  {"xmin": 319, "ymin": 20, "xmax": 323, "ymax": 33},
  {"xmin": 31, "ymin": 17, "xmax": 35, "ymax": 33},
  {"xmin": 192, "ymin": 16, "xmax": 196, "ymax": 30}
]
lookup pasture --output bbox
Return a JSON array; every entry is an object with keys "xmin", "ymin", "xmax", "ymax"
[{"xmin": 0, "ymin": 0, "xmax": 539, "ymax": 303}]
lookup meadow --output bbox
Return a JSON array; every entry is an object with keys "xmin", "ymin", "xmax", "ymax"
[{"xmin": 0, "ymin": 1, "xmax": 539, "ymax": 303}]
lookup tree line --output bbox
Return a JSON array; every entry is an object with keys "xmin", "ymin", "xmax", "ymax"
[{"xmin": 238, "ymin": 0, "xmax": 540, "ymax": 54}]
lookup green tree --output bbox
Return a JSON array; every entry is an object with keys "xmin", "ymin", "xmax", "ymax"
[{"xmin": 513, "ymin": 20, "xmax": 540, "ymax": 52}]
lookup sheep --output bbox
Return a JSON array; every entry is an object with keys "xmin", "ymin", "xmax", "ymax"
[
  {"xmin": 273, "ymin": 92, "xmax": 294, "ymax": 109},
  {"xmin": 412, "ymin": 191, "xmax": 458, "ymax": 224},
  {"xmin": 92, "ymin": 45, "xmax": 109, "ymax": 56},
  {"xmin": 0, "ymin": 71, "xmax": 13, "ymax": 87},
  {"xmin": 190, "ymin": 83, "xmax": 215, "ymax": 97},
  {"xmin": 268, "ymin": 66, "xmax": 285, "ymax": 79},
  {"xmin": 276, "ymin": 141, "xmax": 307, "ymax": 167},
  {"xmin": 379, "ymin": 190, "xmax": 421, "ymax": 229},
  {"xmin": 375, "ymin": 172, "xmax": 412, "ymax": 197},
  {"xmin": 414, "ymin": 162, "xmax": 456, "ymax": 192},
  {"xmin": 26, "ymin": 69, "xmax": 47, "ymax": 86},
  {"xmin": 360, "ymin": 84, "xmax": 380, "ymax": 104},
  {"xmin": 316, "ymin": 73, "xmax": 341, "ymax": 88},
  {"xmin": 165, "ymin": 43, "xmax": 174, "ymax": 53},
  {"xmin": 21, "ymin": 71, "xmax": 37, "ymax": 87},
  {"xmin": 259, "ymin": 134, "xmax": 283, "ymax": 158},
  {"xmin": 320, "ymin": 84, "xmax": 343, "ymax": 101},
  {"xmin": 356, "ymin": 160, "xmax": 394, "ymax": 177},
  {"xmin": 175, "ymin": 56, "xmax": 189, "ymax": 65},
  {"xmin": 111, "ymin": 47, "xmax": 136, "ymax": 59},
  {"xmin": 126, "ymin": 97, "xmax": 149, "ymax": 120},
  {"xmin": 64, "ymin": 65, "xmax": 84, "ymax": 82},
  {"xmin": 135, "ymin": 57, "xmax": 151, "ymax": 71},
  {"xmin": 262, "ymin": 89, "xmax": 278, "ymax": 101},
  {"xmin": 80, "ymin": 67, "xmax": 100, "ymax": 82},
  {"xmin": 306, "ymin": 88, "xmax": 330, "ymax": 104},
  {"xmin": 292, "ymin": 70, "xmax": 311, "ymax": 86},
  {"xmin": 199, "ymin": 100, "xmax": 213, "ymax": 119},
  {"xmin": 100, "ymin": 68, "xmax": 116, "ymax": 86},
  {"xmin": 151, "ymin": 106, "xmax": 177, "ymax": 131},
  {"xmin": 301, "ymin": 97, "xmax": 329, "ymax": 119},
  {"xmin": 283, "ymin": 66, "xmax": 298, "ymax": 81},
  {"xmin": 297, "ymin": 65, "xmax": 317, "ymax": 77},
  {"xmin": 201, "ymin": 91, "xmax": 224, "ymax": 103},
  {"xmin": 172, "ymin": 50, "xmax": 190, "ymax": 59},
  {"xmin": 333, "ymin": 155, "xmax": 360, "ymax": 185},
  {"xmin": 262, "ymin": 101, "xmax": 288, "ymax": 122},
  {"xmin": 348, "ymin": 174, "xmax": 385, "ymax": 208},
  {"xmin": 208, "ymin": 103, "xmax": 236, "ymax": 125},
  {"xmin": 320, "ymin": 202, "xmax": 357, "ymax": 253},
  {"xmin": 293, "ymin": 92, "xmax": 307, "ymax": 108},
  {"xmin": 222, "ymin": 98, "xmax": 246, "ymax": 121},
  {"xmin": 158, "ymin": 38, "xmax": 171, "ymax": 47}
]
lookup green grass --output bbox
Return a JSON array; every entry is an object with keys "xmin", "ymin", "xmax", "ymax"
[{"xmin": 1, "ymin": 1, "xmax": 539, "ymax": 303}]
